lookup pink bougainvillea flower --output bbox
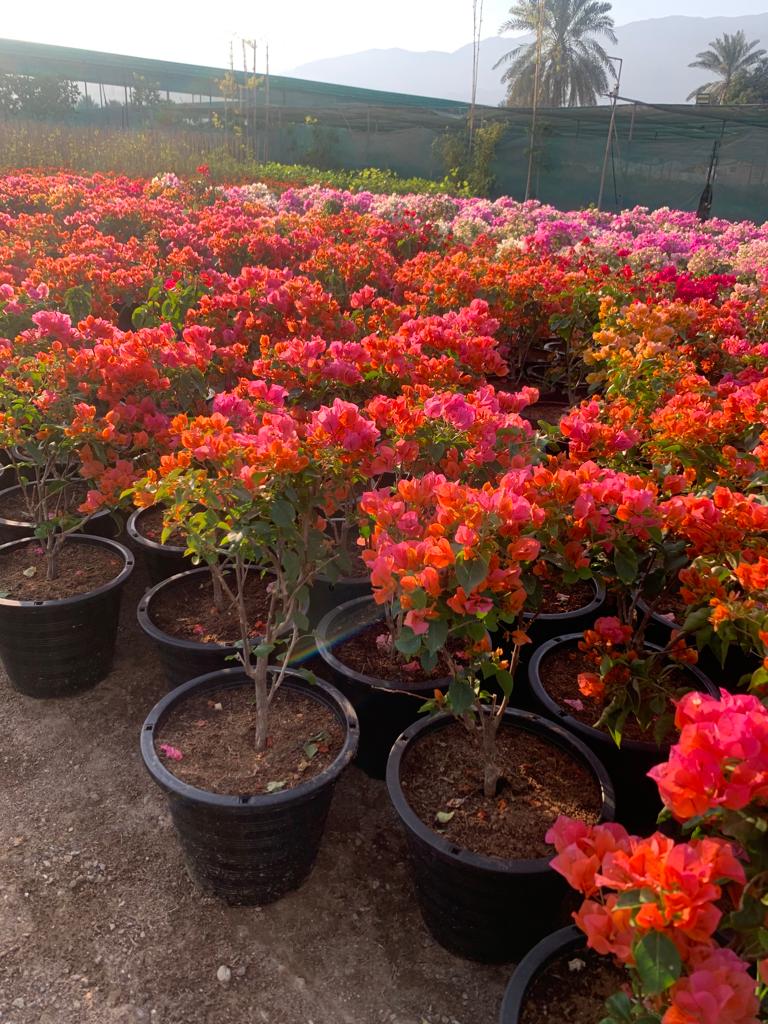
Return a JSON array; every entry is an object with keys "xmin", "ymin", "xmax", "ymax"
[{"xmin": 159, "ymin": 744, "xmax": 183, "ymax": 761}]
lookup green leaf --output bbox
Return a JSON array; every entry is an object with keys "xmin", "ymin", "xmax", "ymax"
[
  {"xmin": 633, "ymin": 932, "xmax": 681, "ymax": 996},
  {"xmin": 682, "ymin": 606, "xmax": 711, "ymax": 633},
  {"xmin": 464, "ymin": 619, "xmax": 487, "ymax": 642},
  {"xmin": 446, "ymin": 677, "xmax": 475, "ymax": 716},
  {"xmin": 269, "ymin": 499, "xmax": 295, "ymax": 528},
  {"xmin": 425, "ymin": 619, "xmax": 448, "ymax": 655},
  {"xmin": 303, "ymin": 742, "xmax": 318, "ymax": 759},
  {"xmin": 0, "ymin": 589, "xmax": 9, "ymax": 599},
  {"xmin": 22, "ymin": 565, "xmax": 36, "ymax": 578},
  {"xmin": 602, "ymin": 990, "xmax": 633, "ymax": 1021},
  {"xmin": 251, "ymin": 642, "xmax": 275, "ymax": 658},
  {"xmin": 435, "ymin": 810, "xmax": 455, "ymax": 824},
  {"xmin": 293, "ymin": 667, "xmax": 318, "ymax": 686},
  {"xmin": 419, "ymin": 649, "xmax": 438, "ymax": 674},
  {"xmin": 395, "ymin": 630, "xmax": 421, "ymax": 657},
  {"xmin": 293, "ymin": 609, "xmax": 310, "ymax": 633},
  {"xmin": 495, "ymin": 668, "xmax": 514, "ymax": 698},
  {"xmin": 265, "ymin": 780, "xmax": 287, "ymax": 793},
  {"xmin": 613, "ymin": 547, "xmax": 638, "ymax": 586},
  {"xmin": 615, "ymin": 887, "xmax": 656, "ymax": 910},
  {"xmin": 455, "ymin": 556, "xmax": 489, "ymax": 593}
]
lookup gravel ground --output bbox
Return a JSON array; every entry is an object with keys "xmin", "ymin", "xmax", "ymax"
[{"xmin": 0, "ymin": 550, "xmax": 510, "ymax": 1024}]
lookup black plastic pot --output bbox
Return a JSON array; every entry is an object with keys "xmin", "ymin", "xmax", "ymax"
[
  {"xmin": 0, "ymin": 482, "xmax": 119, "ymax": 545},
  {"xmin": 307, "ymin": 575, "xmax": 371, "ymax": 629},
  {"xmin": 386, "ymin": 710, "xmax": 616, "ymax": 964},
  {"xmin": 315, "ymin": 596, "xmax": 451, "ymax": 779},
  {"xmin": 527, "ymin": 634, "xmax": 718, "ymax": 833},
  {"xmin": 138, "ymin": 567, "xmax": 250, "ymax": 688},
  {"xmin": 527, "ymin": 579, "xmax": 607, "ymax": 645},
  {"xmin": 499, "ymin": 925, "xmax": 585, "ymax": 1023},
  {"xmin": 140, "ymin": 667, "xmax": 359, "ymax": 904},
  {"xmin": 307, "ymin": 519, "xmax": 373, "ymax": 627},
  {"xmin": 0, "ymin": 535, "xmax": 134, "ymax": 698},
  {"xmin": 636, "ymin": 595, "xmax": 682, "ymax": 648},
  {"xmin": 505, "ymin": 580, "xmax": 607, "ymax": 711},
  {"xmin": 127, "ymin": 507, "xmax": 193, "ymax": 586}
]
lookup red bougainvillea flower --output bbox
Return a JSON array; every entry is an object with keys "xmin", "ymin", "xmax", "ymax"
[
  {"xmin": 662, "ymin": 946, "xmax": 760, "ymax": 1024},
  {"xmin": 649, "ymin": 690, "xmax": 768, "ymax": 820}
]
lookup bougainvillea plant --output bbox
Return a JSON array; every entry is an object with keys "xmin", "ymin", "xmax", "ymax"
[
  {"xmin": 361, "ymin": 470, "xmax": 543, "ymax": 797},
  {"xmin": 134, "ymin": 390, "xmax": 380, "ymax": 750},
  {"xmin": 528, "ymin": 464, "xmax": 703, "ymax": 745},
  {"xmin": 665, "ymin": 490, "xmax": 768, "ymax": 696},
  {"xmin": 0, "ymin": 325, "xmax": 112, "ymax": 580},
  {"xmin": 547, "ymin": 815, "xmax": 762, "ymax": 1023}
]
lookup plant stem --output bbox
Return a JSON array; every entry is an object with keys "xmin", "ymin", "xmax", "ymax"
[
  {"xmin": 252, "ymin": 652, "xmax": 270, "ymax": 752},
  {"xmin": 210, "ymin": 561, "xmax": 228, "ymax": 613}
]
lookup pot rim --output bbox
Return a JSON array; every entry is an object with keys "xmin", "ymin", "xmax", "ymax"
[
  {"xmin": 140, "ymin": 666, "xmax": 359, "ymax": 807},
  {"xmin": 0, "ymin": 482, "xmax": 111, "ymax": 530},
  {"xmin": 314, "ymin": 569, "xmax": 371, "ymax": 587},
  {"xmin": 527, "ymin": 633, "xmax": 717, "ymax": 754},
  {"xmin": 315, "ymin": 594, "xmax": 452, "ymax": 693},
  {"xmin": 525, "ymin": 577, "xmax": 606, "ymax": 624},
  {"xmin": 636, "ymin": 594, "xmax": 681, "ymax": 631},
  {"xmin": 127, "ymin": 505, "xmax": 187, "ymax": 556},
  {"xmin": 0, "ymin": 534, "xmax": 134, "ymax": 608},
  {"xmin": 137, "ymin": 565, "xmax": 278, "ymax": 653},
  {"xmin": 386, "ymin": 708, "xmax": 616, "ymax": 874},
  {"xmin": 499, "ymin": 925, "xmax": 585, "ymax": 1023}
]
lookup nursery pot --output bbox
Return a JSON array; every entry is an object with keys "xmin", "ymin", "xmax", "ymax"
[
  {"xmin": 315, "ymin": 596, "xmax": 452, "ymax": 779},
  {"xmin": 306, "ymin": 519, "xmax": 372, "ymax": 627},
  {"xmin": 0, "ymin": 535, "xmax": 134, "ymax": 698},
  {"xmin": 386, "ymin": 710, "xmax": 616, "ymax": 964},
  {"xmin": 307, "ymin": 573, "xmax": 372, "ymax": 629},
  {"xmin": 140, "ymin": 667, "xmax": 359, "ymax": 904},
  {"xmin": 527, "ymin": 634, "xmax": 718, "ymax": 833},
  {"xmin": 127, "ymin": 506, "xmax": 193, "ymax": 586},
  {"xmin": 505, "ymin": 579, "xmax": 607, "ymax": 711},
  {"xmin": 138, "ymin": 566, "xmax": 261, "ymax": 688},
  {"xmin": 499, "ymin": 925, "xmax": 586, "ymax": 1024},
  {"xmin": 0, "ymin": 482, "xmax": 119, "ymax": 545},
  {"xmin": 526, "ymin": 579, "xmax": 606, "ymax": 645}
]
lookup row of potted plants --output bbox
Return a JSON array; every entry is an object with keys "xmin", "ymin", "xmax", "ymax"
[
  {"xmin": 0, "ymin": 390, "xmax": 759, "ymax": 945},
  {"xmin": 1, "ymin": 170, "xmax": 767, "ymax": 1021}
]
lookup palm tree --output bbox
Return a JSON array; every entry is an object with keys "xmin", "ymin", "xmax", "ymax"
[
  {"xmin": 495, "ymin": 0, "xmax": 618, "ymax": 108},
  {"xmin": 687, "ymin": 31, "xmax": 766, "ymax": 104}
]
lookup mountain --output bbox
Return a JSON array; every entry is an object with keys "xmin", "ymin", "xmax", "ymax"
[{"xmin": 289, "ymin": 13, "xmax": 768, "ymax": 106}]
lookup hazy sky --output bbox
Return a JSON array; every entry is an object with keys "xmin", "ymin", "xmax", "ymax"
[{"xmin": 2, "ymin": 0, "xmax": 767, "ymax": 72}]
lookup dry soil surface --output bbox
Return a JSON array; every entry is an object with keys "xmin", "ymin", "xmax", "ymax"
[{"xmin": 0, "ymin": 550, "xmax": 510, "ymax": 1024}]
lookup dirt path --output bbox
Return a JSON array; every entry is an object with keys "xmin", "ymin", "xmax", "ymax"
[{"xmin": 0, "ymin": 555, "xmax": 509, "ymax": 1024}]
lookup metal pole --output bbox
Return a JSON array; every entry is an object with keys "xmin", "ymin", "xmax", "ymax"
[
  {"xmin": 597, "ymin": 55, "xmax": 622, "ymax": 210},
  {"xmin": 469, "ymin": 0, "xmax": 484, "ymax": 151},
  {"xmin": 265, "ymin": 43, "xmax": 271, "ymax": 164},
  {"xmin": 525, "ymin": 0, "xmax": 545, "ymax": 200}
]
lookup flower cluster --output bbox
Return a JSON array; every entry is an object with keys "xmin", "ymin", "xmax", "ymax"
[
  {"xmin": 548, "ymin": 816, "xmax": 760, "ymax": 1024},
  {"xmin": 649, "ymin": 691, "xmax": 768, "ymax": 988}
]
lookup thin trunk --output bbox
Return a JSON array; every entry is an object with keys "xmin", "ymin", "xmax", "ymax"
[
  {"xmin": 233, "ymin": 555, "xmax": 271, "ymax": 752},
  {"xmin": 210, "ymin": 562, "xmax": 227, "ymax": 612},
  {"xmin": 253, "ymin": 654, "xmax": 270, "ymax": 751},
  {"xmin": 46, "ymin": 536, "xmax": 59, "ymax": 581},
  {"xmin": 480, "ymin": 706, "xmax": 502, "ymax": 798}
]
